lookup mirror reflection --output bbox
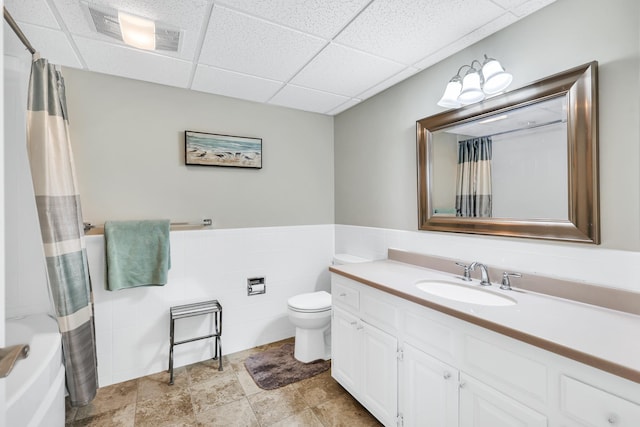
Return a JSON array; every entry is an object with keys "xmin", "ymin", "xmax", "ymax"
[{"xmin": 431, "ymin": 96, "xmax": 568, "ymax": 220}]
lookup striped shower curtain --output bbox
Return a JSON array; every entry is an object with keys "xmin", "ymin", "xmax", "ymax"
[
  {"xmin": 26, "ymin": 58, "xmax": 98, "ymax": 406},
  {"xmin": 455, "ymin": 137, "xmax": 493, "ymax": 217}
]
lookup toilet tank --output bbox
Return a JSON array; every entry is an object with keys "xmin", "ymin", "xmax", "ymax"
[{"xmin": 332, "ymin": 254, "xmax": 371, "ymax": 265}]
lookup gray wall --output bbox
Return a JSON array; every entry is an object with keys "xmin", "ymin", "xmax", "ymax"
[
  {"xmin": 64, "ymin": 68, "xmax": 335, "ymax": 228},
  {"xmin": 334, "ymin": 0, "xmax": 640, "ymax": 250}
]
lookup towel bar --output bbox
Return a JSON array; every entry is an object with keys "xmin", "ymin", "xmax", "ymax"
[
  {"xmin": 168, "ymin": 299, "xmax": 222, "ymax": 385},
  {"xmin": 83, "ymin": 219, "xmax": 213, "ymax": 234}
]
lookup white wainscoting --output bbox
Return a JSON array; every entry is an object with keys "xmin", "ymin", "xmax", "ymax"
[{"xmin": 87, "ymin": 224, "xmax": 334, "ymax": 386}]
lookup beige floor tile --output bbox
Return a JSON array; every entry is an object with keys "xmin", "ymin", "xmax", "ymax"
[
  {"xmin": 235, "ymin": 365, "xmax": 263, "ymax": 396},
  {"xmin": 267, "ymin": 408, "xmax": 324, "ymax": 427},
  {"xmin": 246, "ymin": 385, "xmax": 308, "ymax": 426},
  {"xmin": 291, "ymin": 369, "xmax": 348, "ymax": 407},
  {"xmin": 225, "ymin": 346, "xmax": 270, "ymax": 371},
  {"xmin": 65, "ymin": 338, "xmax": 379, "ymax": 427},
  {"xmin": 312, "ymin": 394, "xmax": 383, "ymax": 427},
  {"xmin": 195, "ymin": 398, "xmax": 259, "ymax": 427},
  {"xmin": 70, "ymin": 403, "xmax": 136, "ymax": 427},
  {"xmin": 137, "ymin": 367, "xmax": 189, "ymax": 401},
  {"xmin": 190, "ymin": 371, "xmax": 246, "ymax": 414},
  {"xmin": 135, "ymin": 388, "xmax": 196, "ymax": 427},
  {"xmin": 75, "ymin": 379, "xmax": 138, "ymax": 420},
  {"xmin": 265, "ymin": 337, "xmax": 294, "ymax": 349},
  {"xmin": 186, "ymin": 357, "xmax": 230, "ymax": 385}
]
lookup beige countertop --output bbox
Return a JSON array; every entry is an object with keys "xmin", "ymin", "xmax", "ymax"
[{"xmin": 330, "ymin": 259, "xmax": 640, "ymax": 384}]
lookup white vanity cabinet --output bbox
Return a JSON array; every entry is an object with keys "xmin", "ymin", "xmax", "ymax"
[
  {"xmin": 332, "ymin": 305, "xmax": 398, "ymax": 426},
  {"xmin": 331, "ymin": 273, "xmax": 640, "ymax": 427},
  {"xmin": 458, "ymin": 374, "xmax": 547, "ymax": 427},
  {"xmin": 558, "ymin": 375, "xmax": 640, "ymax": 426},
  {"xmin": 401, "ymin": 342, "xmax": 459, "ymax": 426}
]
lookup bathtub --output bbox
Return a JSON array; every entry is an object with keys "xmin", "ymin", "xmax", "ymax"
[{"xmin": 6, "ymin": 313, "xmax": 65, "ymax": 427}]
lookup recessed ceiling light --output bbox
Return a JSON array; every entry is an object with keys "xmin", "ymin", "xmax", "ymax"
[
  {"xmin": 85, "ymin": 3, "xmax": 181, "ymax": 52},
  {"xmin": 118, "ymin": 12, "xmax": 155, "ymax": 50}
]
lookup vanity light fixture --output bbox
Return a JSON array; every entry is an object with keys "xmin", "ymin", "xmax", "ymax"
[{"xmin": 437, "ymin": 55, "xmax": 513, "ymax": 108}]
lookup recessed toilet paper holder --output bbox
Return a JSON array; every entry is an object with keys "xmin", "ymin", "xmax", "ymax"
[{"xmin": 247, "ymin": 277, "xmax": 266, "ymax": 296}]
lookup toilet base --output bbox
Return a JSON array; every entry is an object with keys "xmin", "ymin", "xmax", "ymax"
[{"xmin": 294, "ymin": 326, "xmax": 330, "ymax": 363}]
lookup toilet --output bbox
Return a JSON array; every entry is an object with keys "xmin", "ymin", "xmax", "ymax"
[{"xmin": 287, "ymin": 254, "xmax": 370, "ymax": 363}]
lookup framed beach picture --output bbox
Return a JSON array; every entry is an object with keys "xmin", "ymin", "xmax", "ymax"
[{"xmin": 185, "ymin": 130, "xmax": 262, "ymax": 169}]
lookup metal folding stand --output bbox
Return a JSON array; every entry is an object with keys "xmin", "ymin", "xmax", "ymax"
[{"xmin": 168, "ymin": 300, "xmax": 222, "ymax": 385}]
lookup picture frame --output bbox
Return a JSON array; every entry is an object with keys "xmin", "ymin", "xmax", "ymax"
[{"xmin": 185, "ymin": 130, "xmax": 262, "ymax": 169}]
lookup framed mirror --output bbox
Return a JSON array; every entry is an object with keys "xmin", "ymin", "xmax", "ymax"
[{"xmin": 417, "ymin": 61, "xmax": 599, "ymax": 243}]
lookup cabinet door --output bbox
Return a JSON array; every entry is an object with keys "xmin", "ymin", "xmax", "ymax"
[
  {"xmin": 459, "ymin": 374, "xmax": 547, "ymax": 427},
  {"xmin": 402, "ymin": 343, "xmax": 458, "ymax": 427},
  {"xmin": 361, "ymin": 322, "xmax": 398, "ymax": 427},
  {"xmin": 332, "ymin": 306, "xmax": 361, "ymax": 393}
]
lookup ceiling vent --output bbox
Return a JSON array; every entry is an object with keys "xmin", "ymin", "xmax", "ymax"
[{"xmin": 86, "ymin": 3, "xmax": 181, "ymax": 52}]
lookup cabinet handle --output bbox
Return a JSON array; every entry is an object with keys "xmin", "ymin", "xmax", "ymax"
[
  {"xmin": 443, "ymin": 372, "xmax": 451, "ymax": 380},
  {"xmin": 356, "ymin": 324, "xmax": 364, "ymax": 330},
  {"xmin": 349, "ymin": 321, "xmax": 357, "ymax": 326},
  {"xmin": 459, "ymin": 382, "xmax": 466, "ymax": 389},
  {"xmin": 340, "ymin": 293, "xmax": 347, "ymax": 297},
  {"xmin": 607, "ymin": 414, "xmax": 617, "ymax": 424}
]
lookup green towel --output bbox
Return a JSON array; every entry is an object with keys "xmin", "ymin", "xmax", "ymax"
[{"xmin": 105, "ymin": 220, "xmax": 171, "ymax": 291}]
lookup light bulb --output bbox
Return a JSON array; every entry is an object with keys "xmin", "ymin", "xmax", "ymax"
[{"xmin": 118, "ymin": 12, "xmax": 156, "ymax": 50}]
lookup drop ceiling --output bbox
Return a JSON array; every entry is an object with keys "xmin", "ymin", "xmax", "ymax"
[{"xmin": 3, "ymin": 0, "xmax": 556, "ymax": 115}]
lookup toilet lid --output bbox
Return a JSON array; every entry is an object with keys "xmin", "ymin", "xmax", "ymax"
[{"xmin": 288, "ymin": 291, "xmax": 331, "ymax": 311}]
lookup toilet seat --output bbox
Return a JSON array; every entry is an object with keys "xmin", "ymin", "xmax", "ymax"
[{"xmin": 287, "ymin": 291, "xmax": 331, "ymax": 313}]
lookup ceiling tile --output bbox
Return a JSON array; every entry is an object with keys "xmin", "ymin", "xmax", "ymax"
[
  {"xmin": 216, "ymin": 0, "xmax": 370, "ymax": 39},
  {"xmin": 290, "ymin": 43, "xmax": 405, "ymax": 97},
  {"xmin": 335, "ymin": 0, "xmax": 506, "ymax": 65},
  {"xmin": 74, "ymin": 36, "xmax": 193, "ymax": 88},
  {"xmin": 198, "ymin": 6, "xmax": 326, "ymax": 81},
  {"xmin": 51, "ymin": 0, "xmax": 211, "ymax": 60},
  {"xmin": 268, "ymin": 84, "xmax": 350, "ymax": 114},
  {"xmin": 356, "ymin": 67, "xmax": 420, "ymax": 100},
  {"xmin": 3, "ymin": 22, "xmax": 83, "ymax": 68},
  {"xmin": 4, "ymin": 0, "xmax": 558, "ymax": 116},
  {"xmin": 412, "ymin": 12, "xmax": 518, "ymax": 69},
  {"xmin": 192, "ymin": 65, "xmax": 283, "ymax": 103},
  {"xmin": 4, "ymin": 0, "xmax": 60, "ymax": 29}
]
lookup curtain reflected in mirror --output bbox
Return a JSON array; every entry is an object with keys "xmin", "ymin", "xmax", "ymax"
[
  {"xmin": 431, "ymin": 96, "xmax": 568, "ymax": 220},
  {"xmin": 455, "ymin": 136, "xmax": 492, "ymax": 218}
]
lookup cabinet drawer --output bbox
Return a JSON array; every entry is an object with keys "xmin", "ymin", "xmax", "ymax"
[
  {"xmin": 361, "ymin": 292, "xmax": 398, "ymax": 333},
  {"xmin": 560, "ymin": 375, "xmax": 640, "ymax": 426},
  {"xmin": 463, "ymin": 336, "xmax": 548, "ymax": 406},
  {"xmin": 332, "ymin": 281, "xmax": 359, "ymax": 311},
  {"xmin": 404, "ymin": 309, "xmax": 455, "ymax": 364}
]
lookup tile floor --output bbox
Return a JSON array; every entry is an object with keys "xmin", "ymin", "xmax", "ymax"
[{"xmin": 65, "ymin": 338, "xmax": 382, "ymax": 426}]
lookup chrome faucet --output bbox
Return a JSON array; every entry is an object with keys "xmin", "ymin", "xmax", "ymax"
[
  {"xmin": 501, "ymin": 272, "xmax": 522, "ymax": 290},
  {"xmin": 469, "ymin": 262, "xmax": 491, "ymax": 286}
]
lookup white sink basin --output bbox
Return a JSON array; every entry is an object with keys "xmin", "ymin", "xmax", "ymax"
[{"xmin": 415, "ymin": 280, "xmax": 516, "ymax": 306}]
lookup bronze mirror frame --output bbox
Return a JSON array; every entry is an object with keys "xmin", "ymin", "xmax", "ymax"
[{"xmin": 417, "ymin": 61, "xmax": 599, "ymax": 244}]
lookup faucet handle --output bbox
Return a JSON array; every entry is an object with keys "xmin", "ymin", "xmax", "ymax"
[
  {"xmin": 501, "ymin": 272, "xmax": 522, "ymax": 290},
  {"xmin": 455, "ymin": 262, "xmax": 473, "ymax": 281}
]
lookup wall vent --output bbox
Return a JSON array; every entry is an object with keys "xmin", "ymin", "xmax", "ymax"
[{"xmin": 86, "ymin": 4, "xmax": 181, "ymax": 52}]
